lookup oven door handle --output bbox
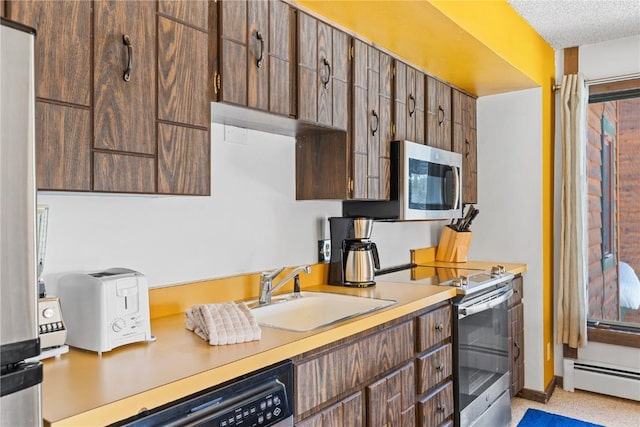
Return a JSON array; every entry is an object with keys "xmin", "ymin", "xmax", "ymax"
[{"xmin": 458, "ymin": 288, "xmax": 513, "ymax": 318}]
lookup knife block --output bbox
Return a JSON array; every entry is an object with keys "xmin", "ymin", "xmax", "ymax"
[{"xmin": 436, "ymin": 226, "xmax": 472, "ymax": 262}]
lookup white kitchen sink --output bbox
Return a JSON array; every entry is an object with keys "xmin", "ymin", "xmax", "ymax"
[{"xmin": 249, "ymin": 291, "xmax": 396, "ymax": 332}]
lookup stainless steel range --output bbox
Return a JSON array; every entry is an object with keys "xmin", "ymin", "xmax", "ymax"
[{"xmin": 378, "ymin": 265, "xmax": 514, "ymax": 427}]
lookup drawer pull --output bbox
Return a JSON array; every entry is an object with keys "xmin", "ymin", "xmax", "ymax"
[
  {"xmin": 436, "ymin": 403, "xmax": 446, "ymax": 413},
  {"xmin": 435, "ymin": 323, "xmax": 444, "ymax": 332},
  {"xmin": 435, "ymin": 362, "xmax": 443, "ymax": 372}
]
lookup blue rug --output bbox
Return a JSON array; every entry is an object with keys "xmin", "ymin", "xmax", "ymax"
[{"xmin": 518, "ymin": 408, "xmax": 604, "ymax": 427}]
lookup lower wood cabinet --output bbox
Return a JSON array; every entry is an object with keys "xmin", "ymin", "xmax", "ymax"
[
  {"xmin": 415, "ymin": 303, "xmax": 453, "ymax": 427},
  {"xmin": 293, "ymin": 301, "xmax": 453, "ymax": 426},
  {"xmin": 509, "ymin": 275, "xmax": 525, "ymax": 397}
]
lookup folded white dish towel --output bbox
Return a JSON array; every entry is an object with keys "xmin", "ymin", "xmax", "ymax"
[{"xmin": 185, "ymin": 302, "xmax": 262, "ymax": 345}]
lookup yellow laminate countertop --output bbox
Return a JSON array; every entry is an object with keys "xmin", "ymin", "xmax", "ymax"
[
  {"xmin": 42, "ymin": 262, "xmax": 527, "ymax": 426},
  {"xmin": 42, "ymin": 282, "xmax": 455, "ymax": 426}
]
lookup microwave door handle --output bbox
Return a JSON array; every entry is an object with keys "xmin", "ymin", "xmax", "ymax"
[{"xmin": 451, "ymin": 165, "xmax": 460, "ymax": 210}]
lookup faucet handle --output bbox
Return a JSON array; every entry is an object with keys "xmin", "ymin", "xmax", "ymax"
[{"xmin": 261, "ymin": 267, "xmax": 285, "ymax": 282}]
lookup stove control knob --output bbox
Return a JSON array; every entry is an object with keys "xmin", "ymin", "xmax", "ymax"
[
  {"xmin": 460, "ymin": 275, "xmax": 469, "ymax": 286},
  {"xmin": 491, "ymin": 265, "xmax": 505, "ymax": 277},
  {"xmin": 451, "ymin": 278, "xmax": 461, "ymax": 287}
]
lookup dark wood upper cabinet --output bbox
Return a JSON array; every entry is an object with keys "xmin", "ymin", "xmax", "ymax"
[
  {"xmin": 6, "ymin": 1, "xmax": 92, "ymax": 191},
  {"xmin": 8, "ymin": 0, "xmax": 210, "ymax": 195},
  {"xmin": 297, "ymin": 11, "xmax": 349, "ymax": 131},
  {"xmin": 427, "ymin": 76, "xmax": 452, "ymax": 151},
  {"xmin": 452, "ymin": 89, "xmax": 477, "ymax": 204},
  {"xmin": 211, "ymin": 0, "xmax": 293, "ymax": 117},
  {"xmin": 394, "ymin": 60, "xmax": 426, "ymax": 144},
  {"xmin": 352, "ymin": 39, "xmax": 393, "ymax": 200}
]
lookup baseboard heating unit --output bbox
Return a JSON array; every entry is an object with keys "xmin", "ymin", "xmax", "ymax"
[{"xmin": 563, "ymin": 358, "xmax": 640, "ymax": 401}]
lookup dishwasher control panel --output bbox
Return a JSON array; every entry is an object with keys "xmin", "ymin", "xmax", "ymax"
[
  {"xmin": 217, "ymin": 386, "xmax": 288, "ymax": 426},
  {"xmin": 111, "ymin": 360, "xmax": 293, "ymax": 427}
]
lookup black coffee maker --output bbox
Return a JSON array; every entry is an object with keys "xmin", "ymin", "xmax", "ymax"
[{"xmin": 328, "ymin": 217, "xmax": 380, "ymax": 287}]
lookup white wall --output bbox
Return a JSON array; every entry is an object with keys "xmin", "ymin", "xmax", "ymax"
[
  {"xmin": 39, "ymin": 123, "xmax": 442, "ymax": 293},
  {"xmin": 473, "ymin": 88, "xmax": 545, "ymax": 391},
  {"xmin": 554, "ymin": 35, "xmax": 640, "ymax": 375}
]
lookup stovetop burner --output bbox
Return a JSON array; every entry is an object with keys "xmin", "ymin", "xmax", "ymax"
[{"xmin": 376, "ymin": 264, "xmax": 513, "ymax": 297}]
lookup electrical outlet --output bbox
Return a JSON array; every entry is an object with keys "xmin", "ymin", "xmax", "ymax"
[{"xmin": 318, "ymin": 239, "xmax": 331, "ymax": 263}]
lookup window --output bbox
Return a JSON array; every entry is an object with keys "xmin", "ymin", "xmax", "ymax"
[{"xmin": 586, "ymin": 79, "xmax": 640, "ymax": 339}]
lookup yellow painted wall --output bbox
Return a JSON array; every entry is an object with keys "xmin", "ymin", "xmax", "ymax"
[{"xmin": 295, "ymin": 0, "xmax": 556, "ymax": 391}]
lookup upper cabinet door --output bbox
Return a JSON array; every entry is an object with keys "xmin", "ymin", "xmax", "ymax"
[
  {"xmin": 394, "ymin": 61, "xmax": 426, "ymax": 144},
  {"xmin": 214, "ymin": 0, "xmax": 292, "ymax": 117},
  {"xmin": 157, "ymin": 4, "xmax": 209, "ymax": 128},
  {"xmin": 453, "ymin": 90, "xmax": 477, "ymax": 204},
  {"xmin": 6, "ymin": 1, "xmax": 92, "ymax": 191},
  {"xmin": 352, "ymin": 39, "xmax": 392, "ymax": 200},
  {"xmin": 426, "ymin": 76, "xmax": 452, "ymax": 151},
  {"xmin": 297, "ymin": 12, "xmax": 349, "ymax": 131},
  {"xmin": 93, "ymin": 1, "xmax": 156, "ymax": 155},
  {"xmin": 7, "ymin": 0, "xmax": 91, "ymax": 106}
]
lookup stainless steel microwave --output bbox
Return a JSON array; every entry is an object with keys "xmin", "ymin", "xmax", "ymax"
[{"xmin": 343, "ymin": 140, "xmax": 462, "ymax": 221}]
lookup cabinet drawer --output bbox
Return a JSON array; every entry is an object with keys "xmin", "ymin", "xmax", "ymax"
[
  {"xmin": 416, "ymin": 305, "xmax": 451, "ymax": 352},
  {"xmin": 417, "ymin": 381, "xmax": 453, "ymax": 427},
  {"xmin": 297, "ymin": 392, "xmax": 363, "ymax": 427},
  {"xmin": 416, "ymin": 343, "xmax": 452, "ymax": 394},
  {"xmin": 366, "ymin": 362, "xmax": 415, "ymax": 427},
  {"xmin": 294, "ymin": 321, "xmax": 414, "ymax": 416}
]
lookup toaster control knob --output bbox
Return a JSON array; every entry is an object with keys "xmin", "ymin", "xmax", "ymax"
[
  {"xmin": 112, "ymin": 318, "xmax": 126, "ymax": 332},
  {"xmin": 42, "ymin": 307, "xmax": 55, "ymax": 319}
]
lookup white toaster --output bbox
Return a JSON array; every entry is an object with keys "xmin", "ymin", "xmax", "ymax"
[{"xmin": 57, "ymin": 268, "xmax": 153, "ymax": 355}]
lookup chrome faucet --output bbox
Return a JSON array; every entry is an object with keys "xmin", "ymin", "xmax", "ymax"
[{"xmin": 259, "ymin": 265, "xmax": 311, "ymax": 305}]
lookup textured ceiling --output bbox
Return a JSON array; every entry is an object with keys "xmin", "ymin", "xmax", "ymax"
[{"xmin": 507, "ymin": 0, "xmax": 640, "ymax": 49}]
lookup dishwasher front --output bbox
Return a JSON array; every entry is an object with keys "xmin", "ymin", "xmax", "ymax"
[{"xmin": 110, "ymin": 360, "xmax": 293, "ymax": 427}]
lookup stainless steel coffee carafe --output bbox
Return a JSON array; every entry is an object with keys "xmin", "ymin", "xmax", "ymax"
[
  {"xmin": 328, "ymin": 217, "xmax": 380, "ymax": 287},
  {"xmin": 342, "ymin": 239, "xmax": 380, "ymax": 286}
]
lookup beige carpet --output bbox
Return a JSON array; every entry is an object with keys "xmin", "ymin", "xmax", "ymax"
[{"xmin": 510, "ymin": 388, "xmax": 640, "ymax": 427}]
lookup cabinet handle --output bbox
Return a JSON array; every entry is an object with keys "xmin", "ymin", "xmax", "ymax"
[
  {"xmin": 435, "ymin": 362, "xmax": 443, "ymax": 372},
  {"xmin": 435, "ymin": 323, "xmax": 444, "ymax": 332},
  {"xmin": 436, "ymin": 403, "xmax": 446, "ymax": 413},
  {"xmin": 213, "ymin": 72, "xmax": 221, "ymax": 95},
  {"xmin": 321, "ymin": 58, "xmax": 332, "ymax": 89},
  {"xmin": 371, "ymin": 110, "xmax": 379, "ymax": 136},
  {"xmin": 514, "ymin": 341, "xmax": 521, "ymax": 360},
  {"xmin": 256, "ymin": 31, "xmax": 264, "ymax": 68},
  {"xmin": 123, "ymin": 34, "xmax": 132, "ymax": 82},
  {"xmin": 438, "ymin": 106, "xmax": 445, "ymax": 125},
  {"xmin": 408, "ymin": 93, "xmax": 416, "ymax": 117},
  {"xmin": 465, "ymin": 139, "xmax": 470, "ymax": 159}
]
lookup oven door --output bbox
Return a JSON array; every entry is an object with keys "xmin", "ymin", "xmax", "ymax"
[{"xmin": 454, "ymin": 286, "xmax": 513, "ymax": 427}]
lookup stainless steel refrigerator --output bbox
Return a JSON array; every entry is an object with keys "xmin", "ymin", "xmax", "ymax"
[{"xmin": 1, "ymin": 18, "xmax": 43, "ymax": 426}]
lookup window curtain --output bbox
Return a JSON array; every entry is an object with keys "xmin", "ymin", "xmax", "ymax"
[{"xmin": 557, "ymin": 73, "xmax": 589, "ymax": 348}]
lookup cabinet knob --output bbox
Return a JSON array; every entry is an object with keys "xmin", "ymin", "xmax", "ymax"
[
  {"xmin": 435, "ymin": 362, "xmax": 443, "ymax": 372},
  {"xmin": 435, "ymin": 323, "xmax": 444, "ymax": 332},
  {"xmin": 122, "ymin": 34, "xmax": 132, "ymax": 82},
  {"xmin": 437, "ymin": 403, "xmax": 446, "ymax": 413}
]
